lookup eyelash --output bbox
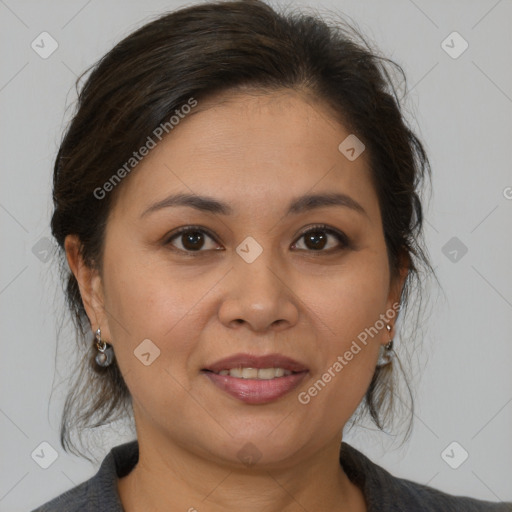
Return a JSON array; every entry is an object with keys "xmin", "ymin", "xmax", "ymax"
[{"xmin": 164, "ymin": 224, "xmax": 351, "ymax": 256}]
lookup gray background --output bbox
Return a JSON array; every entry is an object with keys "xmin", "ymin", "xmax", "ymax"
[{"xmin": 1, "ymin": 0, "xmax": 511, "ymax": 510}]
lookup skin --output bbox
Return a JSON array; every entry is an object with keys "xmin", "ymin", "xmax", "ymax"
[{"xmin": 66, "ymin": 89, "xmax": 408, "ymax": 512}]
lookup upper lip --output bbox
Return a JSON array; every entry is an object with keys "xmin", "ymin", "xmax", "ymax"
[{"xmin": 202, "ymin": 353, "xmax": 309, "ymax": 373}]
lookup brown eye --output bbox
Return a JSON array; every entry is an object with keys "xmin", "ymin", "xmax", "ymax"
[
  {"xmin": 166, "ymin": 227, "xmax": 221, "ymax": 253},
  {"xmin": 179, "ymin": 231, "xmax": 206, "ymax": 250},
  {"xmin": 303, "ymin": 230, "xmax": 328, "ymax": 250},
  {"xmin": 292, "ymin": 225, "xmax": 349, "ymax": 252}
]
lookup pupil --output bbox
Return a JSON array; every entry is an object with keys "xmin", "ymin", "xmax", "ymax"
[{"xmin": 306, "ymin": 231, "xmax": 326, "ymax": 250}]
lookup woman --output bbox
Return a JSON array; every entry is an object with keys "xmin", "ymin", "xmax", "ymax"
[{"xmin": 32, "ymin": 1, "xmax": 511, "ymax": 510}]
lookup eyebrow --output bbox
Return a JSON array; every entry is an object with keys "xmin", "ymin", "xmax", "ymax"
[{"xmin": 140, "ymin": 192, "xmax": 368, "ymax": 219}]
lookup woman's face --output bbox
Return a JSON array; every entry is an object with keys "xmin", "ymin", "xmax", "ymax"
[{"xmin": 71, "ymin": 90, "xmax": 406, "ymax": 468}]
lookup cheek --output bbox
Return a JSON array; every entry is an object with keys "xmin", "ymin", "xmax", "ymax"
[
  {"xmin": 292, "ymin": 252, "xmax": 389, "ymax": 417},
  {"xmin": 100, "ymin": 254, "xmax": 208, "ymax": 423},
  {"xmin": 298, "ymin": 251, "xmax": 390, "ymax": 348},
  {"xmin": 102, "ymin": 246, "xmax": 207, "ymax": 334},
  {"xmin": 100, "ymin": 247, "xmax": 203, "ymax": 372}
]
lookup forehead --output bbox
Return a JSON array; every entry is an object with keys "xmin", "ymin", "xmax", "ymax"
[{"xmin": 111, "ymin": 90, "xmax": 378, "ymax": 221}]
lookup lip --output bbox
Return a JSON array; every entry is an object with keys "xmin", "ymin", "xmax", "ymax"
[
  {"xmin": 203, "ymin": 371, "xmax": 308, "ymax": 404},
  {"xmin": 201, "ymin": 353, "xmax": 309, "ymax": 405},
  {"xmin": 202, "ymin": 353, "xmax": 309, "ymax": 373}
]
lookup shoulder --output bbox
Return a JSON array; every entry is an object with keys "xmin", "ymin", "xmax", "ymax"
[
  {"xmin": 30, "ymin": 478, "xmax": 97, "ymax": 512},
  {"xmin": 30, "ymin": 440, "xmax": 138, "ymax": 512},
  {"xmin": 340, "ymin": 442, "xmax": 512, "ymax": 512},
  {"xmin": 383, "ymin": 475, "xmax": 512, "ymax": 511}
]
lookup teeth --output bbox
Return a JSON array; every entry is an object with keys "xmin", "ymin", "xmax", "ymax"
[{"xmin": 217, "ymin": 367, "xmax": 292, "ymax": 379}]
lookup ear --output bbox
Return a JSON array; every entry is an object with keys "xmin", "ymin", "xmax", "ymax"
[
  {"xmin": 64, "ymin": 234, "xmax": 112, "ymax": 341},
  {"xmin": 385, "ymin": 249, "xmax": 409, "ymax": 340}
]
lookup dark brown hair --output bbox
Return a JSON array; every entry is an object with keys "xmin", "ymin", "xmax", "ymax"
[{"xmin": 51, "ymin": 0, "xmax": 434, "ymax": 460}]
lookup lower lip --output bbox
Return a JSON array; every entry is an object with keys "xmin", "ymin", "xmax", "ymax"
[{"xmin": 202, "ymin": 371, "xmax": 308, "ymax": 404}]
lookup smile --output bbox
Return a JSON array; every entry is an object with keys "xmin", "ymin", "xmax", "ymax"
[{"xmin": 209, "ymin": 367, "xmax": 293, "ymax": 379}]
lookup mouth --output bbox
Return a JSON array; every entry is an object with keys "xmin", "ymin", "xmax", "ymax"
[
  {"xmin": 203, "ymin": 367, "xmax": 297, "ymax": 379},
  {"xmin": 201, "ymin": 353, "xmax": 309, "ymax": 404}
]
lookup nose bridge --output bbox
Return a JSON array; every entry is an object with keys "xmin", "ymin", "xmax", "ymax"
[{"xmin": 234, "ymin": 239, "xmax": 284, "ymax": 302}]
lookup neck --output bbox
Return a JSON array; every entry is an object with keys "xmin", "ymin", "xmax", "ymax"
[{"xmin": 118, "ymin": 429, "xmax": 366, "ymax": 512}]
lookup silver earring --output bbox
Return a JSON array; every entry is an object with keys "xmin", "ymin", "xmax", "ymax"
[
  {"xmin": 376, "ymin": 324, "xmax": 394, "ymax": 367},
  {"xmin": 94, "ymin": 328, "xmax": 114, "ymax": 367}
]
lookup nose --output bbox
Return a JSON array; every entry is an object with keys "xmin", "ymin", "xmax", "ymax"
[{"xmin": 218, "ymin": 250, "xmax": 299, "ymax": 333}]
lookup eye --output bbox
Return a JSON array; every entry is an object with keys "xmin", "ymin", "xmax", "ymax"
[
  {"xmin": 165, "ymin": 226, "xmax": 222, "ymax": 253},
  {"xmin": 164, "ymin": 223, "xmax": 350, "ymax": 255},
  {"xmin": 291, "ymin": 224, "xmax": 350, "ymax": 252}
]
